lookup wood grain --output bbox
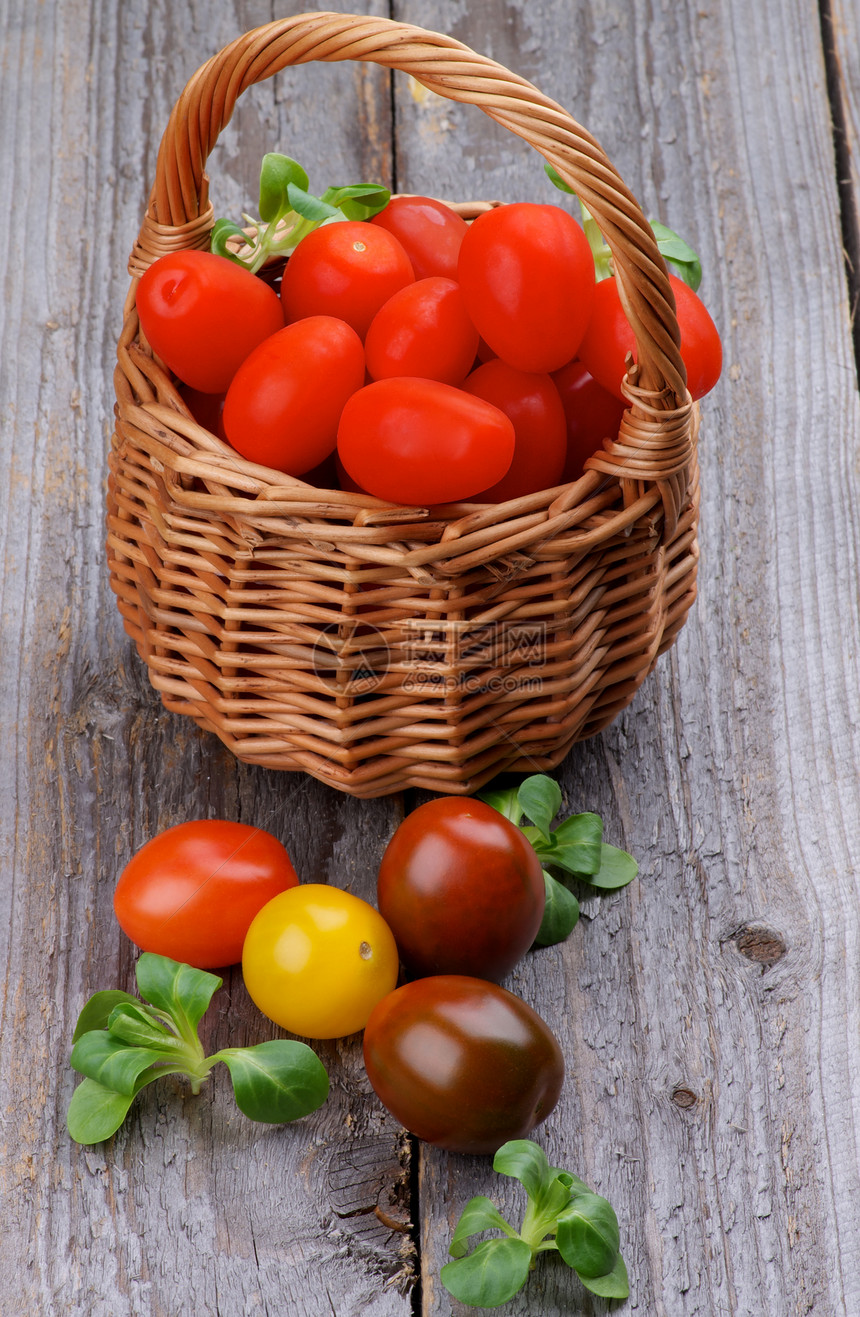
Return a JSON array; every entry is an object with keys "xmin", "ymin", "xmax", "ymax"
[{"xmin": 2, "ymin": 0, "xmax": 860, "ymax": 1314}]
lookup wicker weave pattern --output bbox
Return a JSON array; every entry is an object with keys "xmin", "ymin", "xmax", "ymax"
[{"xmin": 108, "ymin": 11, "xmax": 700, "ymax": 797}]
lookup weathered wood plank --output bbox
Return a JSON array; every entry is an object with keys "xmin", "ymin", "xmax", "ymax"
[
  {"xmin": 0, "ymin": 2, "xmax": 413, "ymax": 1314},
  {"xmin": 3, "ymin": 0, "xmax": 860, "ymax": 1314},
  {"xmin": 391, "ymin": 0, "xmax": 860, "ymax": 1313}
]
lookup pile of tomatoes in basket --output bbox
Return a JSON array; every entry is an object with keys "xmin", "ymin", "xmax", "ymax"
[
  {"xmin": 112, "ymin": 799, "xmax": 561, "ymax": 1155},
  {"xmin": 136, "ymin": 193, "xmax": 721, "ymax": 507}
]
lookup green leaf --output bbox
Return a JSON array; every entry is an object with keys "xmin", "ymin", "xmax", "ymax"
[
  {"xmin": 556, "ymin": 1192, "xmax": 621, "ymax": 1278},
  {"xmin": 448, "ymin": 1196, "xmax": 518, "ymax": 1259},
  {"xmin": 546, "ymin": 812, "xmax": 604, "ymax": 875},
  {"xmin": 72, "ymin": 990, "xmax": 140, "ymax": 1043},
  {"xmin": 214, "ymin": 1040, "xmax": 329, "ymax": 1123},
  {"xmin": 107, "ymin": 1002, "xmax": 181, "ymax": 1050},
  {"xmin": 478, "ymin": 784, "xmax": 523, "ymax": 825},
  {"xmin": 584, "ymin": 843, "xmax": 639, "ymax": 890},
  {"xmin": 209, "ymin": 217, "xmax": 250, "ymax": 264},
  {"xmin": 69, "ymin": 1030, "xmax": 172, "ymax": 1097},
  {"xmin": 544, "ymin": 162, "xmax": 575, "ymax": 195},
  {"xmin": 533, "ymin": 871, "xmax": 580, "ymax": 947},
  {"xmin": 493, "ymin": 1139, "xmax": 553, "ymax": 1201},
  {"xmin": 66, "ymin": 1078, "xmax": 137, "ymax": 1144},
  {"xmin": 322, "ymin": 182, "xmax": 391, "ymax": 220},
  {"xmin": 517, "ymin": 774, "xmax": 562, "ymax": 842},
  {"xmin": 258, "ymin": 153, "xmax": 308, "ymax": 222},
  {"xmin": 66, "ymin": 1065, "xmax": 170, "ymax": 1144},
  {"xmin": 286, "ymin": 184, "xmax": 340, "ymax": 224},
  {"xmin": 650, "ymin": 219, "xmax": 702, "ymax": 291},
  {"xmin": 134, "ymin": 954, "xmax": 221, "ymax": 1031},
  {"xmin": 577, "ymin": 1249, "xmax": 629, "ymax": 1299},
  {"xmin": 440, "ymin": 1237, "xmax": 533, "ymax": 1308}
]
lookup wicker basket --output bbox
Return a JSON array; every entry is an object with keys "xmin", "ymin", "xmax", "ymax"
[{"xmin": 108, "ymin": 11, "xmax": 699, "ymax": 799}]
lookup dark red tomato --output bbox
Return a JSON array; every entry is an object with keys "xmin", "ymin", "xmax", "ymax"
[
  {"xmin": 577, "ymin": 273, "xmax": 723, "ymax": 402},
  {"xmin": 457, "ymin": 202, "xmax": 595, "ymax": 373},
  {"xmin": 178, "ymin": 384, "xmax": 227, "ymax": 439},
  {"xmin": 223, "ymin": 316, "xmax": 365, "ymax": 474},
  {"xmin": 377, "ymin": 796, "xmax": 545, "ymax": 981},
  {"xmin": 365, "ymin": 277, "xmax": 478, "ymax": 385},
  {"xmin": 113, "ymin": 820, "xmax": 299, "ymax": 969},
  {"xmin": 337, "ymin": 377, "xmax": 515, "ymax": 504},
  {"xmin": 280, "ymin": 221, "xmax": 414, "ymax": 338},
  {"xmin": 463, "ymin": 360, "xmax": 568, "ymax": 502},
  {"xmin": 363, "ymin": 975, "xmax": 564, "ymax": 1154},
  {"xmin": 551, "ymin": 359, "xmax": 628, "ymax": 482},
  {"xmin": 334, "ymin": 453, "xmax": 367, "ymax": 494},
  {"xmin": 370, "ymin": 195, "xmax": 469, "ymax": 280},
  {"xmin": 136, "ymin": 250, "xmax": 284, "ymax": 393}
]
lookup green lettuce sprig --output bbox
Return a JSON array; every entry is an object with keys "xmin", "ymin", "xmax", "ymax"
[
  {"xmin": 67, "ymin": 953, "xmax": 329, "ymax": 1144},
  {"xmin": 210, "ymin": 152, "xmax": 390, "ymax": 273},
  {"xmin": 441, "ymin": 1139, "xmax": 629, "ymax": 1307},
  {"xmin": 480, "ymin": 773, "xmax": 638, "ymax": 947},
  {"xmin": 545, "ymin": 162, "xmax": 702, "ymax": 290}
]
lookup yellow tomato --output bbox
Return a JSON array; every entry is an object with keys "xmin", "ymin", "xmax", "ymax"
[{"xmin": 241, "ymin": 884, "xmax": 400, "ymax": 1039}]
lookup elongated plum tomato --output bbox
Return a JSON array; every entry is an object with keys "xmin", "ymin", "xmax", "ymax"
[
  {"xmin": 363, "ymin": 975, "xmax": 565, "ymax": 1154},
  {"xmin": 551, "ymin": 359, "xmax": 627, "ymax": 482},
  {"xmin": 364, "ymin": 277, "xmax": 479, "ymax": 385},
  {"xmin": 376, "ymin": 797, "xmax": 546, "ymax": 982},
  {"xmin": 577, "ymin": 273, "xmax": 722, "ymax": 402},
  {"xmin": 136, "ymin": 250, "xmax": 284, "ymax": 393},
  {"xmin": 113, "ymin": 820, "xmax": 299, "ymax": 969},
  {"xmin": 241, "ymin": 885, "xmax": 400, "ymax": 1040},
  {"xmin": 457, "ymin": 202, "xmax": 595, "ymax": 373},
  {"xmin": 463, "ymin": 360, "xmax": 568, "ymax": 502},
  {"xmin": 280, "ymin": 221, "xmax": 414, "ymax": 338},
  {"xmin": 369, "ymin": 195, "xmax": 469, "ymax": 281},
  {"xmin": 223, "ymin": 316, "xmax": 365, "ymax": 475},
  {"xmin": 337, "ymin": 377, "xmax": 515, "ymax": 504}
]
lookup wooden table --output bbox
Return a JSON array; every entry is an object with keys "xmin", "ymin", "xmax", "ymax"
[{"xmin": 3, "ymin": 1, "xmax": 859, "ymax": 1313}]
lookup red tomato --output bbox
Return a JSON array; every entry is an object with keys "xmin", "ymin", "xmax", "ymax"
[
  {"xmin": 463, "ymin": 360, "xmax": 568, "ymax": 502},
  {"xmin": 363, "ymin": 975, "xmax": 564, "ymax": 1154},
  {"xmin": 337, "ymin": 377, "xmax": 515, "ymax": 504},
  {"xmin": 136, "ymin": 250, "xmax": 284, "ymax": 393},
  {"xmin": 365, "ymin": 277, "xmax": 478, "ymax": 385},
  {"xmin": 457, "ymin": 203, "xmax": 595, "ymax": 372},
  {"xmin": 551, "ymin": 359, "xmax": 628, "ymax": 482},
  {"xmin": 178, "ymin": 384, "xmax": 227, "ymax": 439},
  {"xmin": 370, "ymin": 195, "xmax": 469, "ymax": 280},
  {"xmin": 223, "ymin": 316, "xmax": 365, "ymax": 474},
  {"xmin": 280, "ymin": 221, "xmax": 414, "ymax": 338},
  {"xmin": 377, "ymin": 796, "xmax": 545, "ymax": 982},
  {"xmin": 577, "ymin": 273, "xmax": 722, "ymax": 402},
  {"xmin": 113, "ymin": 820, "xmax": 299, "ymax": 969}
]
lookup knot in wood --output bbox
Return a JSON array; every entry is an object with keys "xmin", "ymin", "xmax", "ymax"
[
  {"xmin": 732, "ymin": 924, "xmax": 787, "ymax": 968},
  {"xmin": 671, "ymin": 1086, "xmax": 698, "ymax": 1110}
]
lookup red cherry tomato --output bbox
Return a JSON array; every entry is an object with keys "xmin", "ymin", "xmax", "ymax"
[
  {"xmin": 363, "ymin": 975, "xmax": 565, "ymax": 1154},
  {"xmin": 223, "ymin": 316, "xmax": 365, "ymax": 474},
  {"xmin": 178, "ymin": 384, "xmax": 227, "ymax": 439},
  {"xmin": 457, "ymin": 202, "xmax": 595, "ymax": 373},
  {"xmin": 370, "ymin": 195, "xmax": 469, "ymax": 280},
  {"xmin": 337, "ymin": 377, "xmax": 515, "ymax": 504},
  {"xmin": 280, "ymin": 221, "xmax": 414, "ymax": 338},
  {"xmin": 551, "ymin": 359, "xmax": 628, "ymax": 482},
  {"xmin": 113, "ymin": 820, "xmax": 299, "ymax": 969},
  {"xmin": 136, "ymin": 250, "xmax": 284, "ymax": 393},
  {"xmin": 462, "ymin": 360, "xmax": 568, "ymax": 502},
  {"xmin": 377, "ymin": 796, "xmax": 546, "ymax": 981},
  {"xmin": 577, "ymin": 273, "xmax": 723, "ymax": 402},
  {"xmin": 365, "ymin": 277, "xmax": 478, "ymax": 385}
]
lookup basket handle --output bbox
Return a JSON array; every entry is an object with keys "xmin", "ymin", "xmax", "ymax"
[{"xmin": 130, "ymin": 10, "xmax": 694, "ymax": 487}]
